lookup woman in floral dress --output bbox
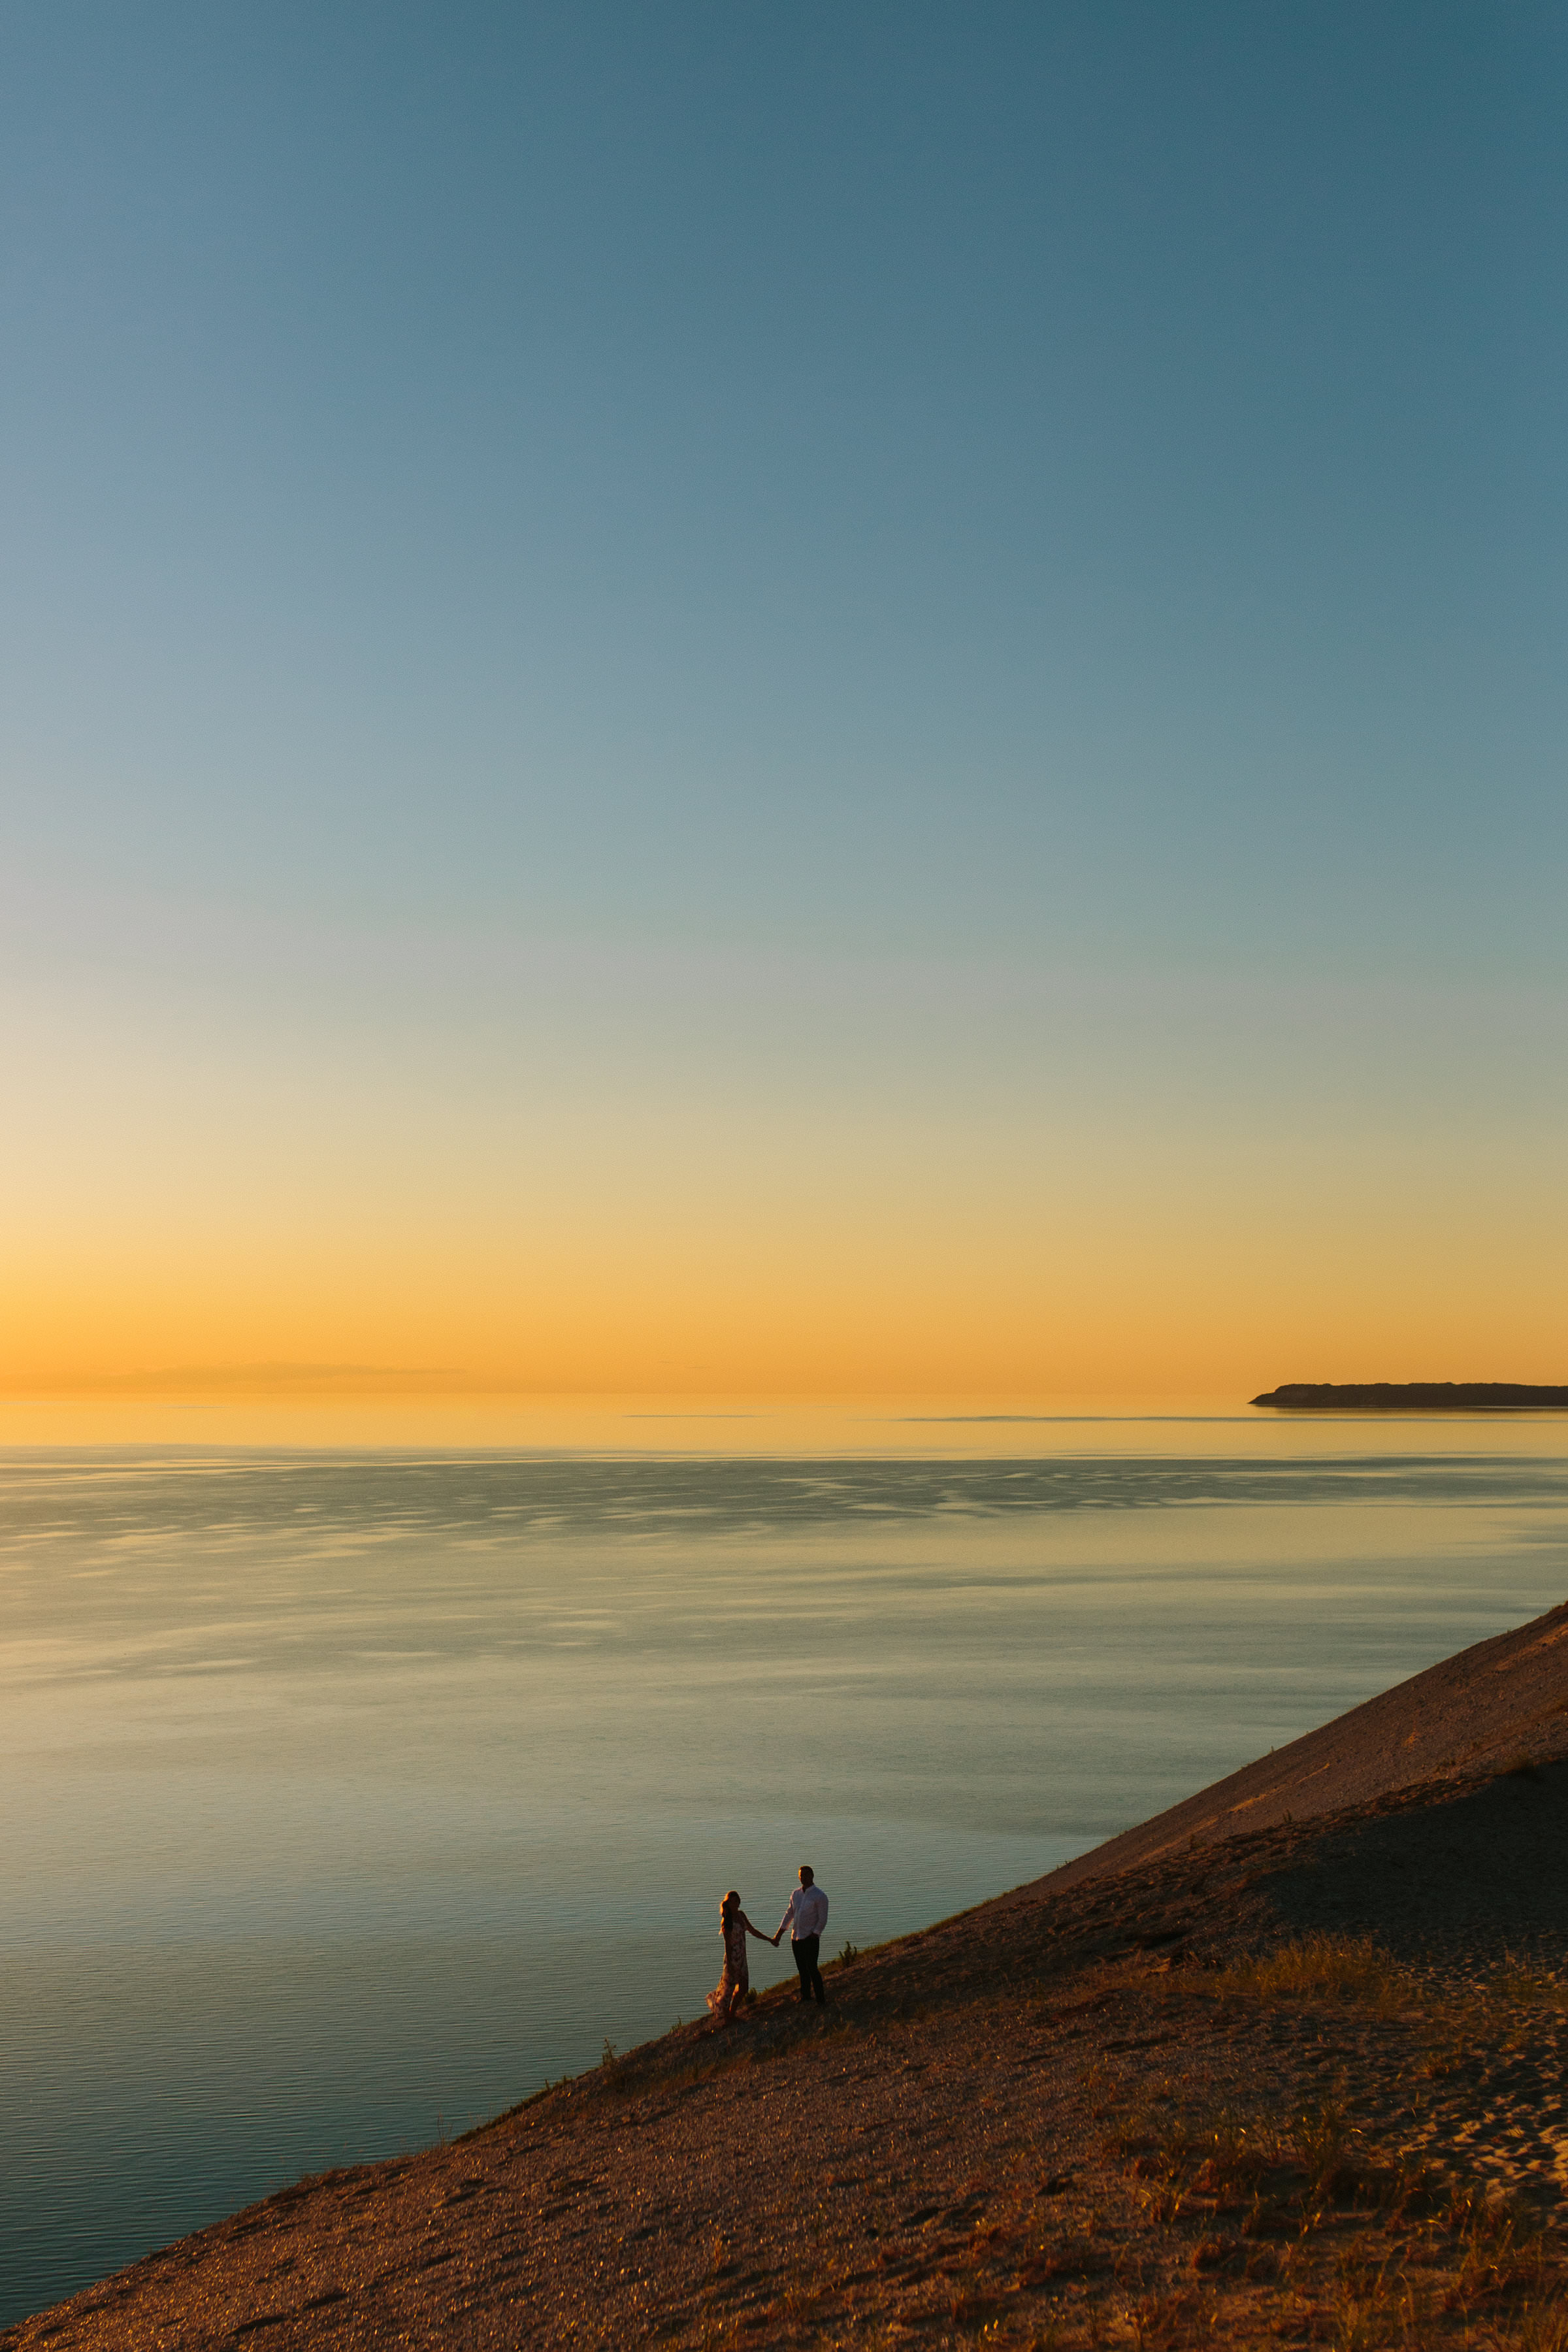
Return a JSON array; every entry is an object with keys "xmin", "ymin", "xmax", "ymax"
[{"xmin": 706, "ymin": 1889, "xmax": 776, "ymax": 2027}]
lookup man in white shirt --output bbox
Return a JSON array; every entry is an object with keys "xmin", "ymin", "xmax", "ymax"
[{"xmin": 776, "ymin": 1865, "xmax": 828, "ymax": 2005}]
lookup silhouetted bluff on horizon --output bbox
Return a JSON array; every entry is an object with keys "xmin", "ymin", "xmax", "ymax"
[{"xmin": 1252, "ymin": 1381, "xmax": 1568, "ymax": 1411}]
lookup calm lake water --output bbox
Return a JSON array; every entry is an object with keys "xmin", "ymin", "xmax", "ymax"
[{"xmin": 5, "ymin": 1423, "xmax": 1568, "ymax": 2323}]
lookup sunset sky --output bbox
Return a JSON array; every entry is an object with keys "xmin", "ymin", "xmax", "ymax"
[{"xmin": 4, "ymin": 3, "xmax": 1565, "ymax": 1417}]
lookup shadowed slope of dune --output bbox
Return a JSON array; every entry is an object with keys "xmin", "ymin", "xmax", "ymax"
[
  {"xmin": 1030, "ymin": 1595, "xmax": 1568, "ymax": 1897},
  {"xmin": 11, "ymin": 1601, "xmax": 1568, "ymax": 2351}
]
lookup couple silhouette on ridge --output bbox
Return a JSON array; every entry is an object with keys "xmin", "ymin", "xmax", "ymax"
[{"xmin": 707, "ymin": 1865, "xmax": 828, "ymax": 2027}]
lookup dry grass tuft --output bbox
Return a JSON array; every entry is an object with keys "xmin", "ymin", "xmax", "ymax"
[
  {"xmin": 1217, "ymin": 1933, "xmax": 1420, "ymax": 2016},
  {"xmin": 1124, "ymin": 2285, "xmax": 1205, "ymax": 2348},
  {"xmin": 1505, "ymin": 2306, "xmax": 1568, "ymax": 2352},
  {"xmin": 1438, "ymin": 2184, "xmax": 1556, "ymax": 2312},
  {"xmin": 1492, "ymin": 1957, "xmax": 1568, "ymax": 2013},
  {"xmin": 1329, "ymin": 2246, "xmax": 1439, "ymax": 2350},
  {"xmin": 1293, "ymin": 2097, "xmax": 1357, "ymax": 2202},
  {"xmin": 1188, "ymin": 2110, "xmax": 1273, "ymax": 2199}
]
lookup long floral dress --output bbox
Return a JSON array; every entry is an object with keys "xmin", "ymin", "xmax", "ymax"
[{"xmin": 706, "ymin": 1912, "xmax": 749, "ymax": 2017}]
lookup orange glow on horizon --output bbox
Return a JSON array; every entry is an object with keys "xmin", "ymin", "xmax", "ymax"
[
  {"xmin": 3, "ymin": 1190, "xmax": 1561, "ymax": 1407},
  {"xmin": 7, "ymin": 964, "xmax": 1563, "ymax": 1420}
]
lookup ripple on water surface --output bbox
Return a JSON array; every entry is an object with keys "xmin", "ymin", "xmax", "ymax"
[{"xmin": 5, "ymin": 1438, "xmax": 1568, "ymax": 2321}]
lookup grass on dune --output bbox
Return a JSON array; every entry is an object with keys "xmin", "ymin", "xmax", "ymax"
[{"xmin": 1216, "ymin": 1933, "xmax": 1419, "ymax": 2014}]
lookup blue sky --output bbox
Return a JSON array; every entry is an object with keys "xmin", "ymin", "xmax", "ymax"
[{"xmin": 3, "ymin": 3, "xmax": 1565, "ymax": 1397}]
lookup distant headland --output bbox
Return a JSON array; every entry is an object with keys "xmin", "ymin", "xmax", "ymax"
[{"xmin": 1252, "ymin": 1381, "xmax": 1568, "ymax": 1411}]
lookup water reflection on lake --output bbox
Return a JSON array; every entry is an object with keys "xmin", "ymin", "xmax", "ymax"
[{"xmin": 5, "ymin": 1424, "xmax": 1568, "ymax": 2321}]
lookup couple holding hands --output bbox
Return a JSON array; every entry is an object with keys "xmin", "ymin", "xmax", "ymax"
[{"xmin": 707, "ymin": 1866, "xmax": 828, "ymax": 2026}]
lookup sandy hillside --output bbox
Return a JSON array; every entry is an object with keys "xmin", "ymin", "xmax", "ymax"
[{"xmin": 10, "ymin": 1603, "xmax": 1568, "ymax": 2351}]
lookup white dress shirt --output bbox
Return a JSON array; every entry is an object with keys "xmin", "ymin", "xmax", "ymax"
[{"xmin": 778, "ymin": 1882, "xmax": 828, "ymax": 1942}]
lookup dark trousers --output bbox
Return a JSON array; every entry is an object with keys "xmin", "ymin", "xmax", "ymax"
[{"xmin": 792, "ymin": 1933, "xmax": 825, "ymax": 2004}]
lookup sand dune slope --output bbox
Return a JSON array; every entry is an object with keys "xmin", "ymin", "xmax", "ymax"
[
  {"xmin": 1035, "ymin": 1595, "xmax": 1568, "ymax": 1895},
  {"xmin": 9, "ymin": 1599, "xmax": 1568, "ymax": 2349}
]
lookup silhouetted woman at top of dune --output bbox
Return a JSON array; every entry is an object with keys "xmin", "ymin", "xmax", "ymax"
[{"xmin": 706, "ymin": 1889, "xmax": 776, "ymax": 2027}]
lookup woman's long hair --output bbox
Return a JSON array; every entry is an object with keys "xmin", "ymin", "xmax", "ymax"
[{"xmin": 720, "ymin": 1889, "xmax": 740, "ymax": 1929}]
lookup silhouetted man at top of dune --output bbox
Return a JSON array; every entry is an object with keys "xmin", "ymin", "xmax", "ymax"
[{"xmin": 777, "ymin": 1865, "xmax": 828, "ymax": 2006}]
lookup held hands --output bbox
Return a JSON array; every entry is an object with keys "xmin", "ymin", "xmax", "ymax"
[{"xmin": 772, "ymin": 1932, "xmax": 782, "ymax": 1946}]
